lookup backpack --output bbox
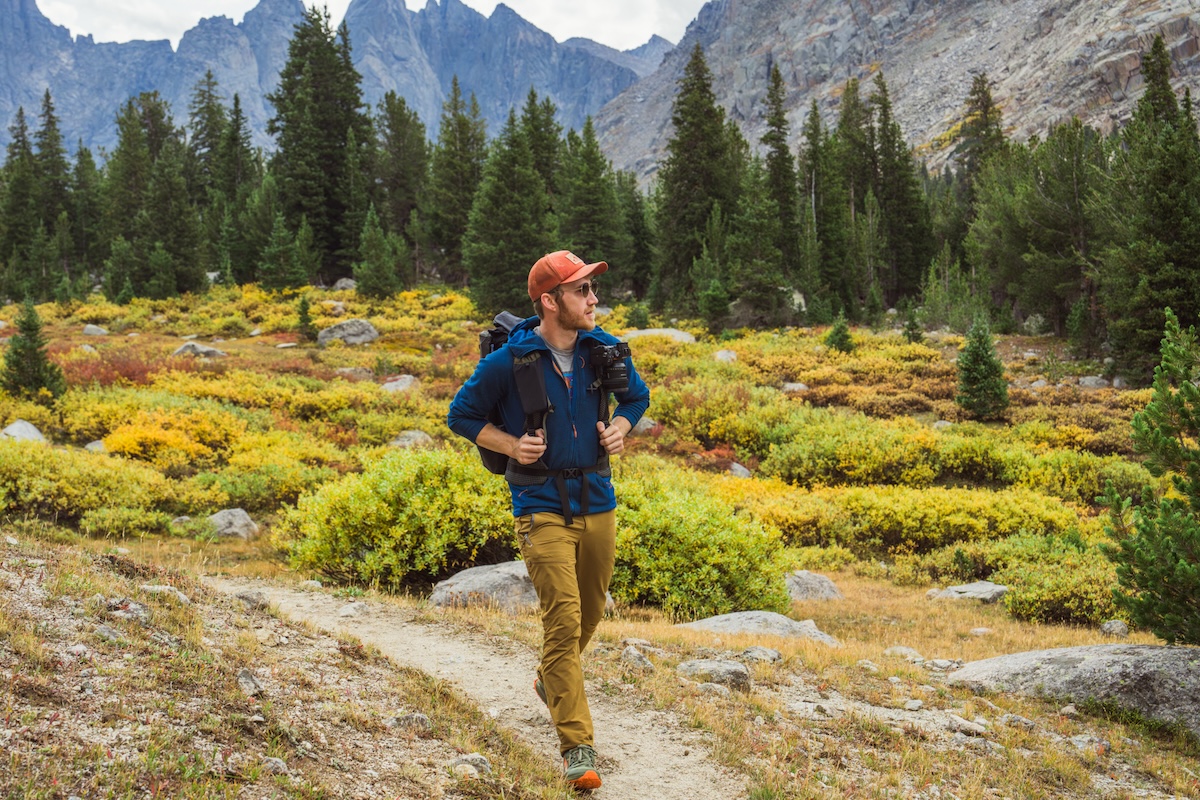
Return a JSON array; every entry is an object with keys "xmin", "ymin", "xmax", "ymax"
[{"xmin": 476, "ymin": 311, "xmax": 552, "ymax": 475}]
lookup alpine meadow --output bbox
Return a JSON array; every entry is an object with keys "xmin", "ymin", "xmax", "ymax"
[{"xmin": 1, "ymin": 4, "xmax": 1199, "ymax": 799}]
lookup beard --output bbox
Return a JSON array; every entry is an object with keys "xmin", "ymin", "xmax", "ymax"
[{"xmin": 558, "ymin": 301, "xmax": 595, "ymax": 332}]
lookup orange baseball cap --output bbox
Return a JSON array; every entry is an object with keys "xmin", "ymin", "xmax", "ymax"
[{"xmin": 527, "ymin": 250, "xmax": 608, "ymax": 301}]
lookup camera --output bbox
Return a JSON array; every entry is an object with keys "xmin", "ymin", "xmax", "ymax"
[{"xmin": 590, "ymin": 342, "xmax": 632, "ymax": 393}]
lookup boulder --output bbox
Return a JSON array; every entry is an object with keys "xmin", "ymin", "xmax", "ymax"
[
  {"xmin": 742, "ymin": 646, "xmax": 782, "ymax": 663},
  {"xmin": 1100, "ymin": 620, "xmax": 1130, "ymax": 638},
  {"xmin": 1079, "ymin": 376, "xmax": 1110, "ymax": 389},
  {"xmin": 631, "ymin": 416, "xmax": 657, "ymax": 436},
  {"xmin": 677, "ymin": 611, "xmax": 839, "ymax": 646},
  {"xmin": 677, "ymin": 659, "xmax": 752, "ymax": 692},
  {"xmin": 781, "ymin": 382, "xmax": 809, "ymax": 393},
  {"xmin": 333, "ymin": 278, "xmax": 357, "ymax": 291},
  {"xmin": 1, "ymin": 420, "xmax": 46, "ymax": 442},
  {"xmin": 84, "ymin": 440, "xmax": 107, "ymax": 453},
  {"xmin": 381, "ymin": 375, "xmax": 419, "ymax": 392},
  {"xmin": 622, "ymin": 328, "xmax": 696, "ymax": 343},
  {"xmin": 82, "ymin": 324, "xmax": 108, "ymax": 336},
  {"xmin": 318, "ymin": 319, "xmax": 378, "ymax": 346},
  {"xmin": 389, "ymin": 430, "xmax": 435, "ymax": 449},
  {"xmin": 714, "ymin": 349, "xmax": 737, "ymax": 363},
  {"xmin": 947, "ymin": 645, "xmax": 1200, "ymax": 738},
  {"xmin": 79, "ymin": 344, "xmax": 97, "ymax": 354},
  {"xmin": 173, "ymin": 342, "xmax": 227, "ymax": 358},
  {"xmin": 785, "ymin": 570, "xmax": 843, "ymax": 602},
  {"xmin": 207, "ymin": 508, "xmax": 260, "ymax": 540},
  {"xmin": 428, "ymin": 561, "xmax": 538, "ymax": 613},
  {"xmin": 933, "ymin": 581, "xmax": 1008, "ymax": 603},
  {"xmin": 728, "ymin": 462, "xmax": 752, "ymax": 478}
]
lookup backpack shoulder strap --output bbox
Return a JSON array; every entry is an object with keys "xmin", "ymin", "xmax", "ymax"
[{"xmin": 512, "ymin": 350, "xmax": 552, "ymax": 437}]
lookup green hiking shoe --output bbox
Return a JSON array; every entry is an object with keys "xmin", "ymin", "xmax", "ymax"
[
  {"xmin": 534, "ymin": 677, "xmax": 547, "ymax": 707},
  {"xmin": 562, "ymin": 744, "xmax": 601, "ymax": 790}
]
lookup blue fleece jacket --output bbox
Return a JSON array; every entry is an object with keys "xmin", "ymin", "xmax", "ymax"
[{"xmin": 447, "ymin": 316, "xmax": 650, "ymax": 518}]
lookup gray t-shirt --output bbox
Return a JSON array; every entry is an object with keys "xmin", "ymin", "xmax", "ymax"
[{"xmin": 536, "ymin": 328, "xmax": 576, "ymax": 380}]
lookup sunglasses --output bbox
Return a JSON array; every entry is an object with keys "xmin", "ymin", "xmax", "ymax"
[{"xmin": 555, "ymin": 280, "xmax": 599, "ymax": 299}]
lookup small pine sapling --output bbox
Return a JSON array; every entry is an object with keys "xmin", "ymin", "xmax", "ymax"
[
  {"xmin": 955, "ymin": 317, "xmax": 1008, "ymax": 419},
  {"xmin": 825, "ymin": 312, "xmax": 854, "ymax": 353},
  {"xmin": 1, "ymin": 299, "xmax": 66, "ymax": 403}
]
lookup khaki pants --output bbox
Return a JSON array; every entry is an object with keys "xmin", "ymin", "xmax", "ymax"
[{"xmin": 517, "ymin": 509, "xmax": 616, "ymax": 754}]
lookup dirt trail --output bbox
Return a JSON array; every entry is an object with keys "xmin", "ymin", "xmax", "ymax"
[{"xmin": 205, "ymin": 577, "xmax": 747, "ymax": 800}]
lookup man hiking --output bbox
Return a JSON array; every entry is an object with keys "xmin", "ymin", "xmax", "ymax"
[{"xmin": 448, "ymin": 250, "xmax": 650, "ymax": 790}]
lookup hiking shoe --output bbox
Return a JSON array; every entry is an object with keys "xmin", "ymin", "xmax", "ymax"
[
  {"xmin": 562, "ymin": 744, "xmax": 601, "ymax": 790},
  {"xmin": 534, "ymin": 677, "xmax": 547, "ymax": 707}
]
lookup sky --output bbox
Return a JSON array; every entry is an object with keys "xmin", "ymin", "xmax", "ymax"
[{"xmin": 38, "ymin": 0, "xmax": 707, "ymax": 52}]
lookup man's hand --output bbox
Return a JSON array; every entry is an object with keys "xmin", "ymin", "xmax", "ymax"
[
  {"xmin": 514, "ymin": 429, "xmax": 547, "ymax": 464},
  {"xmin": 597, "ymin": 418, "xmax": 630, "ymax": 455}
]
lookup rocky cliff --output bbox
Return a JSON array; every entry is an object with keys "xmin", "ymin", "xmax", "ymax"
[
  {"xmin": 0, "ymin": 0, "xmax": 661, "ymax": 155},
  {"xmin": 594, "ymin": 0, "xmax": 1200, "ymax": 181}
]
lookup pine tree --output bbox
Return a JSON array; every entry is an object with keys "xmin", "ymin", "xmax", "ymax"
[
  {"xmin": 1, "ymin": 108, "xmax": 39, "ymax": 294},
  {"xmin": 426, "ymin": 77, "xmax": 487, "ymax": 284},
  {"xmin": 103, "ymin": 97, "xmax": 153, "ymax": 246},
  {"xmin": 558, "ymin": 117, "xmax": 623, "ymax": 264},
  {"xmin": 956, "ymin": 72, "xmax": 1006, "ymax": 213},
  {"xmin": 613, "ymin": 171, "xmax": 653, "ymax": 298},
  {"xmin": 461, "ymin": 110, "xmax": 553, "ymax": 312},
  {"xmin": 102, "ymin": 236, "xmax": 136, "ymax": 301},
  {"xmin": 1103, "ymin": 309, "xmax": 1200, "ymax": 644},
  {"xmin": 336, "ymin": 126, "xmax": 372, "ymax": 267},
  {"xmin": 293, "ymin": 215, "xmax": 320, "ymax": 284},
  {"xmin": 375, "ymin": 91, "xmax": 428, "ymax": 243},
  {"xmin": 33, "ymin": 89, "xmax": 71, "ymax": 230},
  {"xmin": 187, "ymin": 70, "xmax": 228, "ymax": 203},
  {"xmin": 726, "ymin": 157, "xmax": 786, "ymax": 325},
  {"xmin": 71, "ymin": 144, "xmax": 104, "ymax": 271},
  {"xmin": 236, "ymin": 171, "xmax": 283, "ymax": 284},
  {"xmin": 834, "ymin": 77, "xmax": 876, "ymax": 220},
  {"xmin": 136, "ymin": 138, "xmax": 205, "ymax": 295},
  {"xmin": 267, "ymin": 6, "xmax": 372, "ymax": 278},
  {"xmin": 761, "ymin": 64, "xmax": 802, "ymax": 284},
  {"xmin": 520, "ymin": 88, "xmax": 562, "ymax": 204},
  {"xmin": 653, "ymin": 43, "xmax": 739, "ymax": 313},
  {"xmin": 214, "ymin": 93, "xmax": 257, "ymax": 202},
  {"xmin": 258, "ymin": 211, "xmax": 301, "ymax": 291},
  {"xmin": 353, "ymin": 205, "xmax": 399, "ymax": 299},
  {"xmin": 297, "ymin": 294, "xmax": 318, "ymax": 341},
  {"xmin": 825, "ymin": 312, "xmax": 854, "ymax": 353},
  {"xmin": 799, "ymin": 99, "xmax": 852, "ymax": 314},
  {"xmin": 1, "ymin": 299, "xmax": 65, "ymax": 403},
  {"xmin": 956, "ymin": 317, "xmax": 1008, "ymax": 420}
]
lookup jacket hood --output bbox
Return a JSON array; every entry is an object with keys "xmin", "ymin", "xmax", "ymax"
[{"xmin": 506, "ymin": 315, "xmax": 611, "ymax": 357}]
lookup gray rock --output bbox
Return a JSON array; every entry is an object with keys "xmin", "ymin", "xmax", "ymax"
[
  {"xmin": 934, "ymin": 581, "xmax": 1008, "ymax": 603},
  {"xmin": 389, "ymin": 430, "xmax": 435, "ymax": 449},
  {"xmin": 1000, "ymin": 713, "xmax": 1036, "ymax": 730},
  {"xmin": 1, "ymin": 420, "xmax": 46, "ymax": 442},
  {"xmin": 1030, "ymin": 379, "xmax": 1049, "ymax": 389},
  {"xmin": 170, "ymin": 516, "xmax": 191, "ymax": 526},
  {"xmin": 94, "ymin": 624, "xmax": 123, "ymax": 642},
  {"xmin": 321, "ymin": 301, "xmax": 346, "ymax": 316},
  {"xmin": 249, "ymin": 328, "xmax": 262, "ymax": 337},
  {"xmin": 785, "ymin": 570, "xmax": 843, "ymax": 601},
  {"xmin": 970, "ymin": 627, "xmax": 993, "ymax": 637},
  {"xmin": 82, "ymin": 324, "xmax": 108, "ymax": 336},
  {"xmin": 1079, "ymin": 376, "xmax": 1110, "ymax": 389},
  {"xmin": 207, "ymin": 508, "xmax": 259, "ymax": 540},
  {"xmin": 728, "ymin": 462, "xmax": 752, "ymax": 478},
  {"xmin": 932, "ymin": 420, "xmax": 954, "ymax": 431},
  {"xmin": 335, "ymin": 367, "xmax": 374, "ymax": 381},
  {"xmin": 678, "ymin": 611, "xmax": 839, "ymax": 646},
  {"xmin": 139, "ymin": 585, "xmax": 190, "ymax": 604},
  {"xmin": 381, "ymin": 374, "xmax": 420, "ymax": 393},
  {"xmin": 317, "ymin": 319, "xmax": 379, "ymax": 346},
  {"xmin": 338, "ymin": 602, "xmax": 365, "ymax": 618},
  {"xmin": 621, "ymin": 645, "xmax": 654, "ymax": 670},
  {"xmin": 79, "ymin": 343, "xmax": 98, "ymax": 354},
  {"xmin": 261, "ymin": 756, "xmax": 288, "ymax": 774},
  {"xmin": 947, "ymin": 645, "xmax": 1200, "ymax": 738},
  {"xmin": 947, "ymin": 713, "xmax": 988, "ymax": 736},
  {"xmin": 742, "ymin": 646, "xmax": 782, "ymax": 664},
  {"xmin": 1059, "ymin": 703, "xmax": 1080, "ymax": 719},
  {"xmin": 697, "ymin": 682, "xmax": 732, "ymax": 697},
  {"xmin": 884, "ymin": 646, "xmax": 924, "ymax": 661},
  {"xmin": 905, "ymin": 700, "xmax": 924, "ymax": 711},
  {"xmin": 677, "ymin": 659, "xmax": 752, "ymax": 692},
  {"xmin": 299, "ymin": 580, "xmax": 322, "ymax": 590},
  {"xmin": 84, "ymin": 440, "xmax": 107, "ymax": 453},
  {"xmin": 631, "ymin": 416, "xmax": 657, "ymax": 435},
  {"xmin": 172, "ymin": 342, "xmax": 227, "ymax": 357},
  {"xmin": 235, "ymin": 590, "xmax": 269, "ymax": 610},
  {"xmin": 276, "ymin": 343, "xmax": 298, "ymax": 349},
  {"xmin": 333, "ymin": 278, "xmax": 357, "ymax": 291},
  {"xmin": 107, "ymin": 598, "xmax": 150, "ymax": 624},
  {"xmin": 925, "ymin": 658, "xmax": 962, "ymax": 672},
  {"xmin": 1112, "ymin": 377, "xmax": 1127, "ymax": 389},
  {"xmin": 65, "ymin": 644, "xmax": 89, "ymax": 657},
  {"xmin": 714, "ymin": 349, "xmax": 737, "ymax": 363},
  {"xmin": 621, "ymin": 328, "xmax": 695, "ymax": 343},
  {"xmin": 857, "ymin": 659, "xmax": 880, "ymax": 673},
  {"xmin": 449, "ymin": 753, "xmax": 492, "ymax": 775},
  {"xmin": 1100, "ymin": 620, "xmax": 1129, "ymax": 638},
  {"xmin": 237, "ymin": 668, "xmax": 264, "ymax": 697},
  {"xmin": 386, "ymin": 712, "xmax": 432, "ymax": 731},
  {"xmin": 781, "ymin": 382, "xmax": 809, "ymax": 393},
  {"xmin": 429, "ymin": 561, "xmax": 538, "ymax": 613}
]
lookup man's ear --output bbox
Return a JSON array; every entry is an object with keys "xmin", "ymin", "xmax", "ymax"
[{"xmin": 541, "ymin": 291, "xmax": 559, "ymax": 314}]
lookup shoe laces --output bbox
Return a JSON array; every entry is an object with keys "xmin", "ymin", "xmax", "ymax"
[{"xmin": 565, "ymin": 744, "xmax": 596, "ymax": 770}]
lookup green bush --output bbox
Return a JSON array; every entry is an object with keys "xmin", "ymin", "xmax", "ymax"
[
  {"xmin": 279, "ymin": 447, "xmax": 514, "ymax": 587},
  {"xmin": 613, "ymin": 456, "xmax": 789, "ymax": 619},
  {"xmin": 998, "ymin": 553, "xmax": 1121, "ymax": 625},
  {"xmin": 80, "ymin": 507, "xmax": 171, "ymax": 538}
]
